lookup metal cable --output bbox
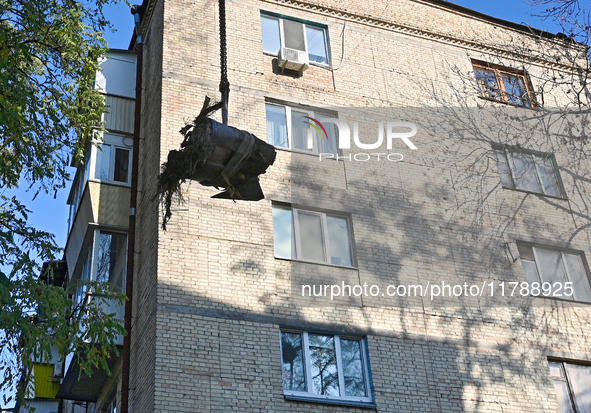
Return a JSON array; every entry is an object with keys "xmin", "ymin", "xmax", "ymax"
[
  {"xmin": 219, "ymin": 0, "xmax": 228, "ymax": 85},
  {"xmin": 332, "ymin": 21, "xmax": 348, "ymax": 71},
  {"xmin": 219, "ymin": 0, "xmax": 230, "ymax": 124}
]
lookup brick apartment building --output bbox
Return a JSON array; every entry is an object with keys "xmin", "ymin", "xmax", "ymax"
[{"xmin": 37, "ymin": 0, "xmax": 591, "ymax": 412}]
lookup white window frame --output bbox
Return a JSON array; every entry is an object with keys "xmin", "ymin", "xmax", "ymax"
[
  {"xmin": 261, "ymin": 13, "xmax": 330, "ymax": 67},
  {"xmin": 89, "ymin": 133, "xmax": 133, "ymax": 185},
  {"xmin": 75, "ymin": 252, "xmax": 92, "ymax": 307},
  {"xmin": 74, "ymin": 229, "xmax": 127, "ymax": 306},
  {"xmin": 90, "ymin": 230, "xmax": 127, "ymax": 288},
  {"xmin": 494, "ymin": 146, "xmax": 565, "ymax": 198},
  {"xmin": 280, "ymin": 330, "xmax": 373, "ymax": 404},
  {"xmin": 293, "ymin": 209, "xmax": 330, "ymax": 264},
  {"xmin": 265, "ymin": 102, "xmax": 339, "ymax": 155},
  {"xmin": 519, "ymin": 244, "xmax": 591, "ymax": 302},
  {"xmin": 68, "ymin": 134, "xmax": 132, "ymax": 234},
  {"xmin": 273, "ymin": 205, "xmax": 354, "ymax": 267}
]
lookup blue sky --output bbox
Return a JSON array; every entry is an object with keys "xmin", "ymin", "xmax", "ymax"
[
  {"xmin": 3, "ymin": 3, "xmax": 134, "ymax": 255},
  {"xmin": 0, "ymin": 5, "xmax": 134, "ymax": 408},
  {"xmin": 1, "ymin": 0, "xmax": 563, "ymax": 408},
  {"xmin": 14, "ymin": 0, "xmax": 562, "ymax": 255},
  {"xmin": 453, "ymin": 0, "xmax": 559, "ymax": 32}
]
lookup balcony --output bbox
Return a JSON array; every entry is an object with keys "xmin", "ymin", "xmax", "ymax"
[{"xmin": 65, "ymin": 180, "xmax": 129, "ymax": 282}]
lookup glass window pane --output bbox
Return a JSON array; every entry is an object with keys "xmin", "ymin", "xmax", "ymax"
[
  {"xmin": 326, "ymin": 215, "xmax": 352, "ymax": 266},
  {"xmin": 283, "ymin": 19, "xmax": 305, "ymax": 51},
  {"xmin": 297, "ymin": 212, "xmax": 325, "ymax": 262},
  {"xmin": 493, "ymin": 149, "xmax": 514, "ymax": 188},
  {"xmin": 553, "ymin": 379, "xmax": 575, "ymax": 413},
  {"xmin": 266, "ymin": 104, "xmax": 288, "ymax": 148},
  {"xmin": 549, "ymin": 363, "xmax": 565, "ymax": 378},
  {"xmin": 95, "ymin": 231, "xmax": 127, "ymax": 287},
  {"xmin": 81, "ymin": 254, "xmax": 91, "ymax": 281},
  {"xmin": 76, "ymin": 255, "xmax": 92, "ymax": 304},
  {"xmin": 565, "ymin": 364, "xmax": 591, "ymax": 413},
  {"xmin": 563, "ymin": 253, "xmax": 591, "ymax": 302},
  {"xmin": 536, "ymin": 248, "xmax": 569, "ymax": 296},
  {"xmin": 340, "ymin": 339, "xmax": 366, "ymax": 397},
  {"xmin": 85, "ymin": 151, "xmax": 91, "ymax": 179},
  {"xmin": 281, "ymin": 332, "xmax": 306, "ymax": 392},
  {"xmin": 518, "ymin": 244, "xmax": 535, "ymax": 261},
  {"xmin": 272, "ymin": 207, "xmax": 294, "ymax": 259},
  {"xmin": 474, "ymin": 68, "xmax": 501, "ymax": 99},
  {"xmin": 502, "ymin": 73, "xmax": 529, "ymax": 106},
  {"xmin": 522, "ymin": 260, "xmax": 540, "ymax": 285},
  {"xmin": 533, "ymin": 155, "xmax": 560, "ymax": 197},
  {"xmin": 316, "ymin": 113, "xmax": 338, "ymax": 156},
  {"xmin": 291, "ymin": 110, "xmax": 312, "ymax": 152},
  {"xmin": 113, "ymin": 148, "xmax": 130, "ymax": 183},
  {"xmin": 95, "ymin": 144, "xmax": 112, "ymax": 180},
  {"xmin": 308, "ymin": 334, "xmax": 339, "ymax": 396},
  {"xmin": 511, "ymin": 152, "xmax": 542, "ymax": 193},
  {"xmin": 306, "ymin": 26, "xmax": 327, "ymax": 64},
  {"xmin": 261, "ymin": 15, "xmax": 281, "ymax": 54}
]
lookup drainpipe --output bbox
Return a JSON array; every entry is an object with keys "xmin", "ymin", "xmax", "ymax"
[{"xmin": 122, "ymin": 5, "xmax": 143, "ymax": 413}]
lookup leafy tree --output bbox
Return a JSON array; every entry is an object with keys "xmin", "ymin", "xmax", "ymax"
[{"xmin": 0, "ymin": 0, "xmax": 126, "ymax": 407}]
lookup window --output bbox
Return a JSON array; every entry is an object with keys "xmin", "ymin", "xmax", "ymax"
[
  {"xmin": 549, "ymin": 361, "xmax": 591, "ymax": 413},
  {"xmin": 67, "ymin": 134, "xmax": 132, "ymax": 234},
  {"xmin": 261, "ymin": 13, "xmax": 329, "ymax": 65},
  {"xmin": 266, "ymin": 103, "xmax": 338, "ymax": 155},
  {"xmin": 493, "ymin": 146, "xmax": 564, "ymax": 198},
  {"xmin": 75, "ymin": 230, "xmax": 127, "ymax": 305},
  {"xmin": 107, "ymin": 397, "xmax": 117, "ymax": 413},
  {"xmin": 280, "ymin": 331, "xmax": 372, "ymax": 404},
  {"xmin": 93, "ymin": 230, "xmax": 127, "ymax": 289},
  {"xmin": 473, "ymin": 61, "xmax": 534, "ymax": 107},
  {"xmin": 91, "ymin": 133, "xmax": 132, "ymax": 184},
  {"xmin": 518, "ymin": 244, "xmax": 591, "ymax": 302},
  {"xmin": 273, "ymin": 205, "xmax": 353, "ymax": 267},
  {"xmin": 72, "ymin": 230, "xmax": 126, "ymax": 346},
  {"xmin": 68, "ymin": 150, "xmax": 92, "ymax": 232}
]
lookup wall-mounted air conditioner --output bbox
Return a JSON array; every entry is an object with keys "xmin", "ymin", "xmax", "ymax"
[{"xmin": 278, "ymin": 47, "xmax": 309, "ymax": 73}]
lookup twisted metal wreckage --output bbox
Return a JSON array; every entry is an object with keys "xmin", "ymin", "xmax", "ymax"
[
  {"xmin": 156, "ymin": 97, "xmax": 277, "ymax": 229},
  {"xmin": 156, "ymin": 0, "xmax": 276, "ymax": 229}
]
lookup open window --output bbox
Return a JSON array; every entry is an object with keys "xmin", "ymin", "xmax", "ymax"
[{"xmin": 261, "ymin": 13, "xmax": 329, "ymax": 66}]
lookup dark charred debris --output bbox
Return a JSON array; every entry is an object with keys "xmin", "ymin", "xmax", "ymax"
[{"xmin": 156, "ymin": 97, "xmax": 277, "ymax": 230}]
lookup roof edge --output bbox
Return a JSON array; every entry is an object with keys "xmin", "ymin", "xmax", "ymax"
[
  {"xmin": 125, "ymin": 0, "xmax": 585, "ymax": 52},
  {"xmin": 416, "ymin": 0, "xmax": 576, "ymax": 43}
]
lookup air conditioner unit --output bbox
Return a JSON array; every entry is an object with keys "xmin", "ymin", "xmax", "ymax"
[
  {"xmin": 278, "ymin": 47, "xmax": 309, "ymax": 73},
  {"xmin": 52, "ymin": 361, "xmax": 64, "ymax": 378}
]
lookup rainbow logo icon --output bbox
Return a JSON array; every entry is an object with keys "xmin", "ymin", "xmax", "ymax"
[{"xmin": 303, "ymin": 116, "xmax": 329, "ymax": 140}]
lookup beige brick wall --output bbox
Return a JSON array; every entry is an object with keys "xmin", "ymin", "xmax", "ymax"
[
  {"xmin": 130, "ymin": 0, "xmax": 591, "ymax": 411},
  {"xmin": 129, "ymin": 0, "xmax": 165, "ymax": 412}
]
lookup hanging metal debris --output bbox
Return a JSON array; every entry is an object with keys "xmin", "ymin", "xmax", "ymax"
[{"xmin": 156, "ymin": 97, "xmax": 277, "ymax": 229}]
